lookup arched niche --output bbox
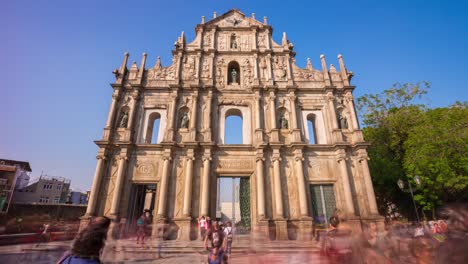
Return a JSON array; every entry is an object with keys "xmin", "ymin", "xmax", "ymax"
[
  {"xmin": 218, "ymin": 105, "xmax": 251, "ymax": 144},
  {"xmin": 139, "ymin": 109, "xmax": 167, "ymax": 144},
  {"xmin": 301, "ymin": 110, "xmax": 328, "ymax": 144},
  {"xmin": 227, "ymin": 61, "xmax": 240, "ymax": 85}
]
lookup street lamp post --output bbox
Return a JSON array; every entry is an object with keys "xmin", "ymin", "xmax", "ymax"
[{"xmin": 397, "ymin": 175, "xmax": 421, "ymax": 223}]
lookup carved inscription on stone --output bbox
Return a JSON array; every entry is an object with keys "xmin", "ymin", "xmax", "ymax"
[
  {"xmin": 217, "ymin": 159, "xmax": 254, "ymax": 170},
  {"xmin": 136, "ymin": 161, "xmax": 158, "ymax": 178}
]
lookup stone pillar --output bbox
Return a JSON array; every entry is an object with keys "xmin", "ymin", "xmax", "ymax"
[
  {"xmin": 327, "ymin": 92, "xmax": 339, "ymax": 129},
  {"xmin": 204, "ymin": 90, "xmax": 213, "ymax": 141},
  {"xmin": 85, "ymin": 153, "xmax": 106, "ymax": 216},
  {"xmin": 165, "ymin": 91, "xmax": 178, "ymax": 141},
  {"xmin": 289, "ymin": 91, "xmax": 301, "ymax": 142},
  {"xmin": 200, "ymin": 153, "xmax": 212, "ymax": 216},
  {"xmin": 110, "ymin": 154, "xmax": 128, "ymax": 216},
  {"xmin": 126, "ymin": 90, "xmax": 140, "ymax": 130},
  {"xmin": 294, "ymin": 153, "xmax": 308, "ymax": 218},
  {"xmin": 272, "ymin": 153, "xmax": 283, "ymax": 218},
  {"xmin": 255, "ymin": 155, "xmax": 266, "ymax": 218},
  {"xmin": 254, "ymin": 90, "xmax": 263, "ymax": 143},
  {"xmin": 338, "ymin": 154, "xmax": 355, "ymax": 216},
  {"xmin": 157, "ymin": 156, "xmax": 172, "ymax": 218},
  {"xmin": 345, "ymin": 92, "xmax": 359, "ymax": 130},
  {"xmin": 360, "ymin": 155, "xmax": 379, "ymax": 215},
  {"xmin": 182, "ymin": 153, "xmax": 195, "ymax": 217},
  {"xmin": 269, "ymin": 91, "xmax": 277, "ymax": 130},
  {"xmin": 105, "ymin": 90, "xmax": 120, "ymax": 128},
  {"xmin": 189, "ymin": 92, "xmax": 198, "ymax": 141}
]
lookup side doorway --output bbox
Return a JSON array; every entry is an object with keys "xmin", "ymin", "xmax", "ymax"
[{"xmin": 126, "ymin": 184, "xmax": 156, "ymax": 235}]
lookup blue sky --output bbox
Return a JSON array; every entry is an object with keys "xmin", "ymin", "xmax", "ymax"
[{"xmin": 1, "ymin": 0, "xmax": 467, "ymax": 191}]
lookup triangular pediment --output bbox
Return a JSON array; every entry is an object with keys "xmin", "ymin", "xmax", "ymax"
[{"xmin": 205, "ymin": 9, "xmax": 264, "ymax": 28}]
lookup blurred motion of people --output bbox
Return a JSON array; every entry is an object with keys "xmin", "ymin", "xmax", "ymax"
[
  {"xmin": 136, "ymin": 209, "xmax": 151, "ymax": 246},
  {"xmin": 321, "ymin": 216, "xmax": 356, "ymax": 263},
  {"xmin": 56, "ymin": 216, "xmax": 111, "ymax": 264},
  {"xmin": 434, "ymin": 203, "xmax": 468, "ymax": 264},
  {"xmin": 36, "ymin": 223, "xmax": 50, "ymax": 247}
]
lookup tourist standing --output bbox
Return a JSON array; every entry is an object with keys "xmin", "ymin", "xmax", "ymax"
[
  {"xmin": 199, "ymin": 216, "xmax": 207, "ymax": 240},
  {"xmin": 204, "ymin": 221, "xmax": 225, "ymax": 250},
  {"xmin": 223, "ymin": 221, "xmax": 234, "ymax": 256}
]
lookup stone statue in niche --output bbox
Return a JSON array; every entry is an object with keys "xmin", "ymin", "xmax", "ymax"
[
  {"xmin": 279, "ymin": 113, "xmax": 289, "ymax": 129},
  {"xmin": 180, "ymin": 112, "xmax": 189, "ymax": 129},
  {"xmin": 338, "ymin": 112, "xmax": 348, "ymax": 129},
  {"xmin": 231, "ymin": 68, "xmax": 238, "ymax": 84},
  {"xmin": 259, "ymin": 57, "xmax": 268, "ymax": 80},
  {"xmin": 230, "ymin": 34, "xmax": 238, "ymax": 49},
  {"xmin": 118, "ymin": 110, "xmax": 129, "ymax": 128}
]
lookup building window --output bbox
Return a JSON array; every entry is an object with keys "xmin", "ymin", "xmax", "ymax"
[
  {"xmin": 54, "ymin": 196, "xmax": 60, "ymax": 203},
  {"xmin": 224, "ymin": 109, "xmax": 243, "ymax": 144},
  {"xmin": 145, "ymin": 112, "xmax": 161, "ymax": 144},
  {"xmin": 39, "ymin": 196, "xmax": 50, "ymax": 203},
  {"xmin": 57, "ymin": 184, "xmax": 62, "ymax": 190},
  {"xmin": 43, "ymin": 183, "xmax": 53, "ymax": 190},
  {"xmin": 307, "ymin": 114, "xmax": 317, "ymax": 144},
  {"xmin": 309, "ymin": 184, "xmax": 336, "ymax": 225}
]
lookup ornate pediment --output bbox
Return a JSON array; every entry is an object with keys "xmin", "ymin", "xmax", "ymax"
[{"xmin": 204, "ymin": 9, "xmax": 264, "ymax": 28}]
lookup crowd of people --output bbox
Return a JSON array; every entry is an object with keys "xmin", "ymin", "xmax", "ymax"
[
  {"xmin": 320, "ymin": 204, "xmax": 468, "ymax": 263},
  {"xmin": 53, "ymin": 203, "xmax": 467, "ymax": 264}
]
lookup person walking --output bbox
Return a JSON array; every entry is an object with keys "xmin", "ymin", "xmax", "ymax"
[
  {"xmin": 223, "ymin": 221, "xmax": 234, "ymax": 257},
  {"xmin": 56, "ymin": 217, "xmax": 111, "ymax": 264}
]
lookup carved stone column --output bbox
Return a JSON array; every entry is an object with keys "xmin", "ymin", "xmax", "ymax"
[
  {"xmin": 345, "ymin": 92, "xmax": 359, "ymax": 130},
  {"xmin": 157, "ymin": 155, "xmax": 172, "ymax": 218},
  {"xmin": 182, "ymin": 152, "xmax": 195, "ymax": 217},
  {"xmin": 106, "ymin": 90, "xmax": 120, "ymax": 128},
  {"xmin": 294, "ymin": 151, "xmax": 308, "ymax": 218},
  {"xmin": 85, "ymin": 152, "xmax": 106, "ymax": 216},
  {"xmin": 110, "ymin": 153, "xmax": 128, "ymax": 216},
  {"xmin": 288, "ymin": 91, "xmax": 301, "ymax": 142},
  {"xmin": 204, "ymin": 90, "xmax": 213, "ymax": 141},
  {"xmin": 127, "ymin": 90, "xmax": 140, "ymax": 130},
  {"xmin": 165, "ymin": 90, "xmax": 178, "ymax": 142},
  {"xmin": 254, "ymin": 90, "xmax": 263, "ymax": 143},
  {"xmin": 200, "ymin": 151, "xmax": 212, "ymax": 216},
  {"xmin": 102, "ymin": 90, "xmax": 120, "ymax": 141},
  {"xmin": 337, "ymin": 153, "xmax": 355, "ymax": 216},
  {"xmin": 272, "ymin": 151, "xmax": 283, "ymax": 218},
  {"xmin": 189, "ymin": 92, "xmax": 198, "ymax": 141},
  {"xmin": 327, "ymin": 92, "xmax": 343, "ymax": 143},
  {"xmin": 359, "ymin": 155, "xmax": 379, "ymax": 215},
  {"xmin": 256, "ymin": 154, "xmax": 266, "ymax": 218},
  {"xmin": 269, "ymin": 90, "xmax": 279, "ymax": 142}
]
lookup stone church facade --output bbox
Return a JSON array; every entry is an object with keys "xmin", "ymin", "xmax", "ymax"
[{"xmin": 83, "ymin": 9, "xmax": 382, "ymax": 240}]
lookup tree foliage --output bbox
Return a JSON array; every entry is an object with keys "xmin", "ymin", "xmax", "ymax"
[{"xmin": 357, "ymin": 83, "xmax": 467, "ymax": 220}]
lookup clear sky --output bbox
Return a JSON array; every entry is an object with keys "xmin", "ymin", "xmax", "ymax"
[{"xmin": 1, "ymin": 0, "xmax": 467, "ymax": 191}]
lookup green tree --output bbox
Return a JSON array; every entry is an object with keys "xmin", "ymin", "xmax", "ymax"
[
  {"xmin": 357, "ymin": 83, "xmax": 428, "ymax": 218},
  {"xmin": 358, "ymin": 83, "xmax": 468, "ymax": 220},
  {"xmin": 404, "ymin": 103, "xmax": 468, "ymax": 218}
]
